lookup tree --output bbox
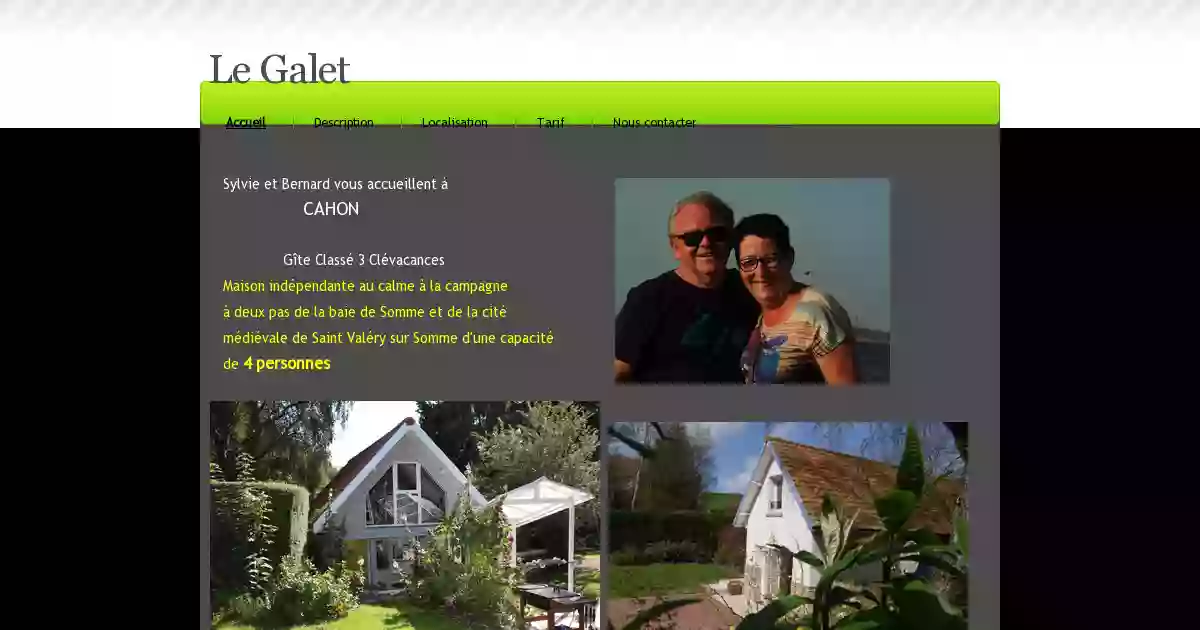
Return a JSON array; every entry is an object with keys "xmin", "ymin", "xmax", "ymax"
[
  {"xmin": 607, "ymin": 422, "xmax": 667, "ymax": 510},
  {"xmin": 416, "ymin": 401, "xmax": 529, "ymax": 471},
  {"xmin": 417, "ymin": 401, "xmax": 602, "ymax": 472},
  {"xmin": 209, "ymin": 401, "xmax": 351, "ymax": 492},
  {"xmin": 473, "ymin": 402, "xmax": 602, "ymax": 551},
  {"xmin": 607, "ymin": 454, "xmax": 641, "ymax": 510},
  {"xmin": 473, "ymin": 402, "xmax": 600, "ymax": 502},
  {"xmin": 636, "ymin": 423, "xmax": 713, "ymax": 511}
]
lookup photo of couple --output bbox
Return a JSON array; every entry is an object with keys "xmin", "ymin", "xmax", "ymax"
[{"xmin": 614, "ymin": 179, "xmax": 891, "ymax": 385}]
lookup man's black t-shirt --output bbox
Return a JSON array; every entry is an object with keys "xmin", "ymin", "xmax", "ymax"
[{"xmin": 615, "ymin": 270, "xmax": 761, "ymax": 383}]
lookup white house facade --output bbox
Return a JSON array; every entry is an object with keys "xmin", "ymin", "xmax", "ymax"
[
  {"xmin": 311, "ymin": 417, "xmax": 595, "ymax": 593},
  {"xmin": 733, "ymin": 441, "xmax": 820, "ymax": 607},
  {"xmin": 312, "ymin": 417, "xmax": 488, "ymax": 587},
  {"xmin": 733, "ymin": 437, "xmax": 958, "ymax": 613}
]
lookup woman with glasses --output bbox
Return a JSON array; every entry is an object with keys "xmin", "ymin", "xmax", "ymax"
[{"xmin": 734, "ymin": 213, "xmax": 860, "ymax": 385}]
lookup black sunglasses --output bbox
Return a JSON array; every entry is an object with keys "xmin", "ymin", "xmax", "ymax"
[{"xmin": 671, "ymin": 226, "xmax": 731, "ymax": 248}]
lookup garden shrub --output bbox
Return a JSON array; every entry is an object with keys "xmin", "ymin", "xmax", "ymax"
[
  {"xmin": 609, "ymin": 510, "xmax": 726, "ymax": 562},
  {"xmin": 211, "ymin": 453, "xmax": 331, "ymax": 625},
  {"xmin": 343, "ymin": 539, "xmax": 368, "ymax": 574},
  {"xmin": 211, "ymin": 481, "xmax": 309, "ymax": 589},
  {"xmin": 611, "ymin": 540, "xmax": 707, "ymax": 565},
  {"xmin": 610, "ymin": 548, "xmax": 639, "ymax": 566},
  {"xmin": 308, "ymin": 518, "xmax": 352, "ymax": 572},
  {"xmin": 409, "ymin": 490, "xmax": 522, "ymax": 629},
  {"xmin": 267, "ymin": 482, "xmax": 310, "ymax": 566},
  {"xmin": 225, "ymin": 593, "xmax": 268, "ymax": 625},
  {"xmin": 714, "ymin": 525, "xmax": 746, "ymax": 567},
  {"xmin": 210, "ymin": 457, "xmax": 280, "ymax": 598},
  {"xmin": 267, "ymin": 558, "xmax": 365, "ymax": 626}
]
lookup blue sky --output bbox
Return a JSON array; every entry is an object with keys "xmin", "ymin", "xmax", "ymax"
[
  {"xmin": 614, "ymin": 178, "xmax": 891, "ymax": 332},
  {"xmin": 330, "ymin": 407, "xmax": 962, "ymax": 496},
  {"xmin": 330, "ymin": 401, "xmax": 419, "ymax": 467},
  {"xmin": 609, "ymin": 422, "xmax": 961, "ymax": 494}
]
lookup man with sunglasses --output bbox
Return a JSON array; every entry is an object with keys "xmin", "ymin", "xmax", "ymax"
[{"xmin": 615, "ymin": 191, "xmax": 760, "ymax": 383}]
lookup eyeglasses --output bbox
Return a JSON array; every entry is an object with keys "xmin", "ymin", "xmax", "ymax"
[
  {"xmin": 670, "ymin": 226, "xmax": 731, "ymax": 248},
  {"xmin": 738, "ymin": 254, "xmax": 783, "ymax": 272}
]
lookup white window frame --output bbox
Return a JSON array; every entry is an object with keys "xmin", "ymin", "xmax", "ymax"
[
  {"xmin": 365, "ymin": 461, "xmax": 445, "ymax": 527},
  {"xmin": 768, "ymin": 475, "xmax": 783, "ymax": 513}
]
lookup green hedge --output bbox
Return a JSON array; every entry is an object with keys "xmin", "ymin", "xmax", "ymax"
[
  {"xmin": 610, "ymin": 510, "xmax": 731, "ymax": 558},
  {"xmin": 211, "ymin": 481, "xmax": 310, "ymax": 570}
]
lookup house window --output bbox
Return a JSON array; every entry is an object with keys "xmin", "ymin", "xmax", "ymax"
[
  {"xmin": 366, "ymin": 462, "xmax": 446, "ymax": 526},
  {"xmin": 420, "ymin": 465, "xmax": 446, "ymax": 523},
  {"xmin": 366, "ymin": 466, "xmax": 395, "ymax": 525},
  {"xmin": 768, "ymin": 475, "xmax": 783, "ymax": 512},
  {"xmin": 373, "ymin": 540, "xmax": 415, "ymax": 571},
  {"xmin": 374, "ymin": 540, "xmax": 389, "ymax": 570}
]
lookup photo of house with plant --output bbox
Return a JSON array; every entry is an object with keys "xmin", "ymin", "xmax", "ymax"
[
  {"xmin": 209, "ymin": 400, "xmax": 602, "ymax": 630},
  {"xmin": 605, "ymin": 421, "xmax": 968, "ymax": 630}
]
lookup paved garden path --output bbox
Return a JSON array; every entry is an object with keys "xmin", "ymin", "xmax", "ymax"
[
  {"xmin": 707, "ymin": 578, "xmax": 751, "ymax": 618},
  {"xmin": 608, "ymin": 593, "xmax": 741, "ymax": 630}
]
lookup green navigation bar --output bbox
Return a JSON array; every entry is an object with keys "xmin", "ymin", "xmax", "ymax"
[{"xmin": 200, "ymin": 81, "xmax": 1000, "ymax": 127}]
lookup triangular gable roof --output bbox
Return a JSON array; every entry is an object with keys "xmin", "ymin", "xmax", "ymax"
[
  {"xmin": 486, "ymin": 476, "xmax": 594, "ymax": 529},
  {"xmin": 312, "ymin": 417, "xmax": 487, "ymax": 533},
  {"xmin": 733, "ymin": 437, "xmax": 964, "ymax": 535},
  {"xmin": 312, "ymin": 423, "xmax": 402, "ymax": 516}
]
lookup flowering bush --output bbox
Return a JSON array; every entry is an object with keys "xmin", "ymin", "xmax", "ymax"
[
  {"xmin": 267, "ymin": 558, "xmax": 365, "ymax": 625},
  {"xmin": 409, "ymin": 487, "xmax": 522, "ymax": 628}
]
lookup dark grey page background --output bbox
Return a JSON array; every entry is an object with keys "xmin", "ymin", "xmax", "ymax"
[{"xmin": 200, "ymin": 126, "xmax": 999, "ymax": 629}]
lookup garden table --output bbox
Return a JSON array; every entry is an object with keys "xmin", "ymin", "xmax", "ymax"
[{"xmin": 516, "ymin": 583, "xmax": 597, "ymax": 630}]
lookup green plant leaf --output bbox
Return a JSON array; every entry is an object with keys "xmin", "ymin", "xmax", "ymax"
[
  {"xmin": 898, "ymin": 544, "xmax": 959, "ymax": 557},
  {"xmin": 895, "ymin": 424, "xmax": 925, "ymax": 497},
  {"xmin": 954, "ymin": 516, "xmax": 969, "ymax": 562},
  {"xmin": 822, "ymin": 494, "xmax": 839, "ymax": 517},
  {"xmin": 767, "ymin": 542, "xmax": 827, "ymax": 572},
  {"xmin": 855, "ymin": 585, "xmax": 882, "ymax": 606},
  {"xmin": 833, "ymin": 606, "xmax": 896, "ymax": 630},
  {"xmin": 839, "ymin": 510, "xmax": 860, "ymax": 557},
  {"xmin": 818, "ymin": 545, "xmax": 886, "ymax": 594},
  {"xmin": 795, "ymin": 549, "xmax": 827, "ymax": 569},
  {"xmin": 791, "ymin": 614, "xmax": 816, "ymax": 630},
  {"xmin": 735, "ymin": 595, "xmax": 810, "ymax": 630},
  {"xmin": 622, "ymin": 598, "xmax": 699, "ymax": 630},
  {"xmin": 874, "ymin": 490, "xmax": 918, "ymax": 533},
  {"xmin": 829, "ymin": 585, "xmax": 866, "ymax": 609},
  {"xmin": 835, "ymin": 620, "xmax": 890, "ymax": 630},
  {"xmin": 890, "ymin": 580, "xmax": 966, "ymax": 630},
  {"xmin": 896, "ymin": 552, "xmax": 965, "ymax": 578}
]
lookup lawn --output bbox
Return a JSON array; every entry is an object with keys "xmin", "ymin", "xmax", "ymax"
[
  {"xmin": 544, "ymin": 553, "xmax": 601, "ymax": 598},
  {"xmin": 608, "ymin": 563, "xmax": 740, "ymax": 599},
  {"xmin": 213, "ymin": 602, "xmax": 461, "ymax": 630}
]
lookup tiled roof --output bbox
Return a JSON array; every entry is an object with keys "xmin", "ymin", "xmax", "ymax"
[{"xmin": 767, "ymin": 437, "xmax": 964, "ymax": 535}]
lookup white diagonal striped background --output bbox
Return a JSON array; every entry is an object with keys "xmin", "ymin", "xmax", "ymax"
[{"xmin": 1, "ymin": 0, "xmax": 1197, "ymax": 127}]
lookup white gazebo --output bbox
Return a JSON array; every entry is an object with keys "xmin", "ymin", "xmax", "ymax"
[{"xmin": 488, "ymin": 476, "xmax": 594, "ymax": 592}]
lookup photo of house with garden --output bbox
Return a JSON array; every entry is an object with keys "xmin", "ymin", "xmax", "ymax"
[
  {"xmin": 210, "ymin": 400, "xmax": 602, "ymax": 630},
  {"xmin": 606, "ymin": 421, "xmax": 968, "ymax": 630}
]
